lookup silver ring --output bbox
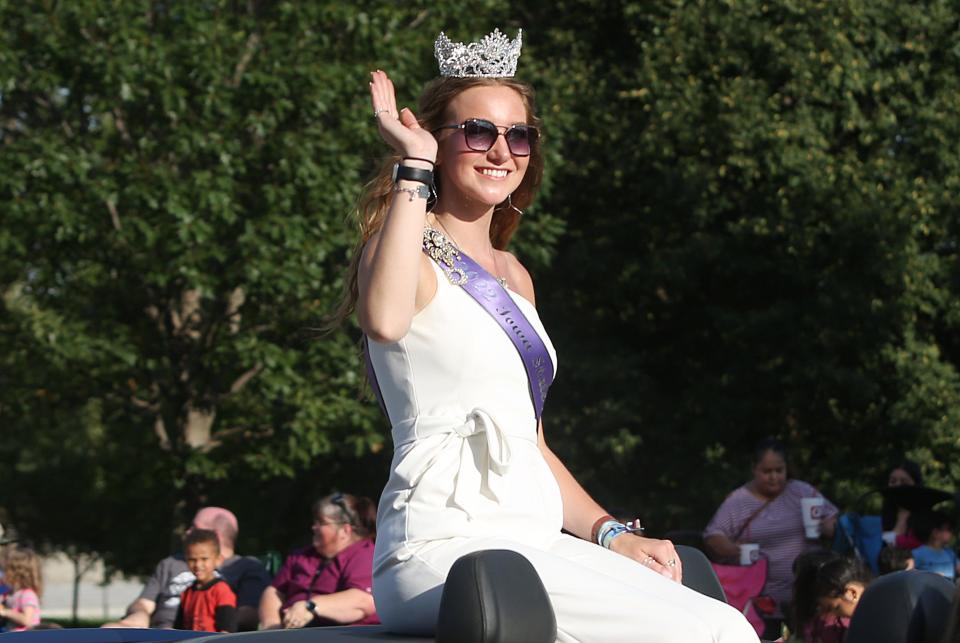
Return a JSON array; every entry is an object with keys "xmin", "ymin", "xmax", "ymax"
[
  {"xmin": 373, "ymin": 108, "xmax": 389, "ymax": 119},
  {"xmin": 643, "ymin": 556, "xmax": 655, "ymax": 566},
  {"xmin": 666, "ymin": 558, "xmax": 677, "ymax": 567}
]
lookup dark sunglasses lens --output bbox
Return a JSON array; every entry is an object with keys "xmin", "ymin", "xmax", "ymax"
[
  {"xmin": 464, "ymin": 120, "xmax": 498, "ymax": 151},
  {"xmin": 505, "ymin": 126, "xmax": 536, "ymax": 156}
]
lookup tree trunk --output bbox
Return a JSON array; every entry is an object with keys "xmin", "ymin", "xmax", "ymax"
[{"xmin": 71, "ymin": 555, "xmax": 81, "ymax": 626}]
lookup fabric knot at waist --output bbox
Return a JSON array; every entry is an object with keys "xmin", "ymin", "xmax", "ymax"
[{"xmin": 391, "ymin": 409, "xmax": 529, "ymax": 517}]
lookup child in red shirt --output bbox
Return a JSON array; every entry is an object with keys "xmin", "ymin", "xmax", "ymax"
[{"xmin": 174, "ymin": 529, "xmax": 237, "ymax": 632}]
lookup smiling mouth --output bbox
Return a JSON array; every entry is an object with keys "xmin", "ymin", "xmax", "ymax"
[{"xmin": 477, "ymin": 168, "xmax": 509, "ymax": 178}]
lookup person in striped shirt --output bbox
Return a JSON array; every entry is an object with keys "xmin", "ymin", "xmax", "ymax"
[{"xmin": 704, "ymin": 437, "xmax": 838, "ymax": 639}]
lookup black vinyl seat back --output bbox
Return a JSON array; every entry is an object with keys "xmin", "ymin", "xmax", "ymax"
[
  {"xmin": 436, "ymin": 549, "xmax": 556, "ymax": 643},
  {"xmin": 676, "ymin": 544, "xmax": 726, "ymax": 603},
  {"xmin": 846, "ymin": 570, "xmax": 955, "ymax": 643}
]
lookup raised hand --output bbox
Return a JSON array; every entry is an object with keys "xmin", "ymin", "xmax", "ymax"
[{"xmin": 369, "ymin": 70, "xmax": 438, "ymax": 161}]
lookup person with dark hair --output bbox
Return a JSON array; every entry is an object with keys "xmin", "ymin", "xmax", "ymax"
[
  {"xmin": 790, "ymin": 550, "xmax": 841, "ymax": 641},
  {"xmin": 334, "ymin": 26, "xmax": 760, "ymax": 642},
  {"xmin": 911, "ymin": 510, "xmax": 959, "ymax": 580},
  {"xmin": 810, "ymin": 557, "xmax": 872, "ymax": 640},
  {"xmin": 704, "ymin": 437, "xmax": 838, "ymax": 638},
  {"xmin": 258, "ymin": 493, "xmax": 378, "ymax": 629},
  {"xmin": 173, "ymin": 529, "xmax": 236, "ymax": 633},
  {"xmin": 888, "ymin": 460, "xmax": 923, "ymax": 488},
  {"xmin": 882, "ymin": 458, "xmax": 924, "ymax": 550},
  {"xmin": 102, "ymin": 506, "xmax": 269, "ymax": 630}
]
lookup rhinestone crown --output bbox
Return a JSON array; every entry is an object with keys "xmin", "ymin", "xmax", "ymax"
[{"xmin": 434, "ymin": 29, "xmax": 523, "ymax": 78}]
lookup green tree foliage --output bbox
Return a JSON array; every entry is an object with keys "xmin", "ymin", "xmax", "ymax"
[
  {"xmin": 0, "ymin": 1, "xmax": 537, "ymax": 569},
  {"xmin": 530, "ymin": 0, "xmax": 960, "ymax": 529},
  {"xmin": 2, "ymin": 0, "xmax": 960, "ymax": 573}
]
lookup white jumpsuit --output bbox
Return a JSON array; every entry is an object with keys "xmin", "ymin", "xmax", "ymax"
[{"xmin": 368, "ymin": 259, "xmax": 759, "ymax": 643}]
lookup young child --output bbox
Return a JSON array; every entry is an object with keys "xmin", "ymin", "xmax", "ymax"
[
  {"xmin": 911, "ymin": 510, "xmax": 959, "ymax": 580},
  {"xmin": 810, "ymin": 557, "xmax": 872, "ymax": 641},
  {"xmin": 173, "ymin": 529, "xmax": 237, "ymax": 632},
  {"xmin": 0, "ymin": 547, "xmax": 42, "ymax": 631},
  {"xmin": 789, "ymin": 550, "xmax": 843, "ymax": 643}
]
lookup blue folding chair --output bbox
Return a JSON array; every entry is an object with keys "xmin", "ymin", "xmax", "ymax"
[{"xmin": 833, "ymin": 512, "xmax": 885, "ymax": 574}]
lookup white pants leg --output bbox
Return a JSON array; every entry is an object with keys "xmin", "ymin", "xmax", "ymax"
[{"xmin": 374, "ymin": 535, "xmax": 760, "ymax": 643}]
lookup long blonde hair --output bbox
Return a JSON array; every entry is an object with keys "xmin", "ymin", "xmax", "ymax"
[
  {"xmin": 3, "ymin": 547, "xmax": 43, "ymax": 597},
  {"xmin": 329, "ymin": 77, "xmax": 544, "ymax": 328}
]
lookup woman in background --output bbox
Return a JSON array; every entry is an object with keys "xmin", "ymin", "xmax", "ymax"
[
  {"xmin": 259, "ymin": 493, "xmax": 378, "ymax": 629},
  {"xmin": 882, "ymin": 459, "xmax": 923, "ymax": 550},
  {"xmin": 705, "ymin": 437, "xmax": 838, "ymax": 638}
]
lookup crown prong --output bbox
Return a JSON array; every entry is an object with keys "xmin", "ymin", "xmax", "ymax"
[{"xmin": 434, "ymin": 28, "xmax": 523, "ymax": 78}]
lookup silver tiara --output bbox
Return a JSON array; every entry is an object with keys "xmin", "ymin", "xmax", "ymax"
[{"xmin": 434, "ymin": 28, "xmax": 523, "ymax": 78}]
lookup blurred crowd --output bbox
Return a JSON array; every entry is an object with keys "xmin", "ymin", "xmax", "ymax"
[
  {"xmin": 1, "ymin": 493, "xmax": 378, "ymax": 633},
  {"xmin": 1, "ymin": 450, "xmax": 958, "ymax": 640},
  {"xmin": 701, "ymin": 438, "xmax": 958, "ymax": 642}
]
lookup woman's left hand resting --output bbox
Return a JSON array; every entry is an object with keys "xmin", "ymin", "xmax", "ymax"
[{"xmin": 610, "ymin": 534, "xmax": 683, "ymax": 583}]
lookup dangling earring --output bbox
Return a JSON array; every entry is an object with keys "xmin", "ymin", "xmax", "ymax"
[{"xmin": 506, "ymin": 193, "xmax": 523, "ymax": 216}]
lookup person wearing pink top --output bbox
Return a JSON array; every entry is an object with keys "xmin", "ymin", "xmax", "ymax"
[
  {"xmin": 704, "ymin": 437, "xmax": 838, "ymax": 639},
  {"xmin": 882, "ymin": 459, "xmax": 924, "ymax": 550},
  {"xmin": 0, "ymin": 547, "xmax": 42, "ymax": 631}
]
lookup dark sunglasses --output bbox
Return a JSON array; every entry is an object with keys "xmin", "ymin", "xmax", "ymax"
[{"xmin": 433, "ymin": 118, "xmax": 539, "ymax": 157}]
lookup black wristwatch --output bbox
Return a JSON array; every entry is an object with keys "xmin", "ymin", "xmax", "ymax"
[
  {"xmin": 392, "ymin": 163, "xmax": 434, "ymax": 186},
  {"xmin": 305, "ymin": 599, "xmax": 317, "ymax": 614}
]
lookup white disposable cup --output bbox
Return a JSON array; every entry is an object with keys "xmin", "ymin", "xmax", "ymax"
[
  {"xmin": 801, "ymin": 497, "xmax": 825, "ymax": 538},
  {"xmin": 739, "ymin": 543, "xmax": 760, "ymax": 566}
]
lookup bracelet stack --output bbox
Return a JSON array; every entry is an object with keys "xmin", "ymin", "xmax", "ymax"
[
  {"xmin": 391, "ymin": 160, "xmax": 435, "ymax": 202},
  {"xmin": 590, "ymin": 514, "xmax": 615, "ymax": 544},
  {"xmin": 592, "ymin": 515, "xmax": 645, "ymax": 549},
  {"xmin": 597, "ymin": 520, "xmax": 628, "ymax": 549}
]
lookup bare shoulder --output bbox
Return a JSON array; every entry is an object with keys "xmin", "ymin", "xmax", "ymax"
[{"xmin": 497, "ymin": 250, "xmax": 536, "ymax": 306}]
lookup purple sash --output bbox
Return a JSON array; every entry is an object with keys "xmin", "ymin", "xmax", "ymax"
[
  {"xmin": 422, "ymin": 228, "xmax": 554, "ymax": 420},
  {"xmin": 364, "ymin": 229, "xmax": 555, "ymax": 422}
]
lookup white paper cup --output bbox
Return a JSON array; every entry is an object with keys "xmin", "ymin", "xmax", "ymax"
[
  {"xmin": 801, "ymin": 497, "xmax": 825, "ymax": 538},
  {"xmin": 739, "ymin": 543, "xmax": 760, "ymax": 566}
]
